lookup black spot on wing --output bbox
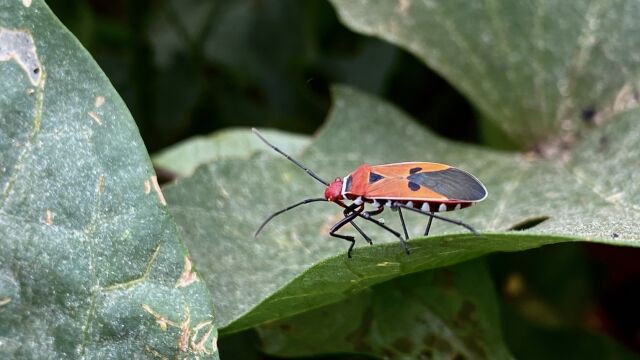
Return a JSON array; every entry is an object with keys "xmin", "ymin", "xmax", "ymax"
[
  {"xmin": 407, "ymin": 168, "xmax": 486, "ymax": 201},
  {"xmin": 409, "ymin": 167, "xmax": 422, "ymax": 174},
  {"xmin": 369, "ymin": 172, "xmax": 384, "ymax": 184},
  {"xmin": 407, "ymin": 181, "xmax": 421, "ymax": 191}
]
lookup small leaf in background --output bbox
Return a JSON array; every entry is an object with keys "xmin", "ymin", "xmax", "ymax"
[
  {"xmin": 143, "ymin": 0, "xmax": 402, "ymax": 151},
  {"xmin": 0, "ymin": 1, "xmax": 217, "ymax": 358},
  {"xmin": 490, "ymin": 243, "xmax": 637, "ymax": 359},
  {"xmin": 163, "ymin": 84, "xmax": 640, "ymax": 335},
  {"xmin": 152, "ymin": 128, "xmax": 310, "ymax": 177},
  {"xmin": 330, "ymin": 0, "xmax": 640, "ymax": 148},
  {"xmin": 501, "ymin": 304, "xmax": 637, "ymax": 360},
  {"xmin": 258, "ymin": 260, "xmax": 513, "ymax": 359}
]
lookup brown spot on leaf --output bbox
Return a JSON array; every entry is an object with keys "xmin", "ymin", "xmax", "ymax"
[
  {"xmin": 392, "ymin": 337, "xmax": 414, "ymax": 353},
  {"xmin": 423, "ymin": 333, "xmax": 453, "ymax": 353},
  {"xmin": 150, "ymin": 175, "xmax": 167, "ymax": 206},
  {"xmin": 436, "ymin": 269, "xmax": 455, "ymax": 292},
  {"xmin": 176, "ymin": 257, "xmax": 198, "ymax": 288},
  {"xmin": 142, "ymin": 304, "xmax": 177, "ymax": 331},
  {"xmin": 44, "ymin": 209, "xmax": 53, "ymax": 225},
  {"xmin": 94, "ymin": 95, "xmax": 105, "ymax": 108},
  {"xmin": 452, "ymin": 353, "xmax": 467, "ymax": 360},
  {"xmin": 345, "ymin": 306, "xmax": 374, "ymax": 352},
  {"xmin": 504, "ymin": 272, "xmax": 525, "ymax": 298},
  {"xmin": 178, "ymin": 312, "xmax": 191, "ymax": 352},
  {"xmin": 396, "ymin": 0, "xmax": 411, "ymax": 15},
  {"xmin": 88, "ymin": 111, "xmax": 102, "ymax": 125},
  {"xmin": 0, "ymin": 28, "xmax": 42, "ymax": 86},
  {"xmin": 453, "ymin": 300, "xmax": 476, "ymax": 328}
]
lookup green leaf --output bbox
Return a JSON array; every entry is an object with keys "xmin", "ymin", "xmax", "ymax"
[
  {"xmin": 258, "ymin": 260, "xmax": 513, "ymax": 359},
  {"xmin": 491, "ymin": 244, "xmax": 638, "ymax": 359},
  {"xmin": 0, "ymin": 2, "xmax": 217, "ymax": 358},
  {"xmin": 501, "ymin": 305, "xmax": 637, "ymax": 360},
  {"xmin": 329, "ymin": 0, "xmax": 640, "ymax": 147},
  {"xmin": 152, "ymin": 128, "xmax": 310, "ymax": 177},
  {"xmin": 490, "ymin": 243, "xmax": 594, "ymax": 329},
  {"xmin": 164, "ymin": 85, "xmax": 640, "ymax": 334}
]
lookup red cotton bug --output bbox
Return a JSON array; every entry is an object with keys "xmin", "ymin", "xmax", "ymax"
[{"xmin": 252, "ymin": 128, "xmax": 487, "ymax": 258}]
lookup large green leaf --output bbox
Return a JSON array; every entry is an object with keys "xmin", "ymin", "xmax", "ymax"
[
  {"xmin": 258, "ymin": 251, "xmax": 635, "ymax": 360},
  {"xmin": 258, "ymin": 260, "xmax": 513, "ymax": 359},
  {"xmin": 330, "ymin": 0, "xmax": 640, "ymax": 148},
  {"xmin": 152, "ymin": 128, "xmax": 310, "ymax": 177},
  {"xmin": 163, "ymin": 85, "xmax": 640, "ymax": 334},
  {"xmin": 0, "ymin": 2, "xmax": 217, "ymax": 358}
]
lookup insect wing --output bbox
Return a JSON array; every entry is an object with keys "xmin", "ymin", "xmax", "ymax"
[{"xmin": 365, "ymin": 162, "xmax": 486, "ymax": 202}]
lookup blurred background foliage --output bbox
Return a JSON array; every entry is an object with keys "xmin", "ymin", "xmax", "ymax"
[
  {"xmin": 47, "ymin": 0, "xmax": 491, "ymax": 154},
  {"xmin": 46, "ymin": 0, "xmax": 640, "ymax": 358}
]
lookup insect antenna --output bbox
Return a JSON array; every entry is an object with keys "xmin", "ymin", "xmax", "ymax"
[
  {"xmin": 255, "ymin": 197, "xmax": 328, "ymax": 237},
  {"xmin": 252, "ymin": 128, "xmax": 329, "ymax": 186}
]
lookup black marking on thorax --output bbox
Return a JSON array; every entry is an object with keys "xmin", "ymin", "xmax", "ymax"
[
  {"xmin": 344, "ymin": 175, "xmax": 353, "ymax": 192},
  {"xmin": 369, "ymin": 172, "xmax": 383, "ymax": 184}
]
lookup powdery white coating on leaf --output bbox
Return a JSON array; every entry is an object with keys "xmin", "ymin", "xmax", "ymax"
[
  {"xmin": 21, "ymin": 0, "xmax": 32, "ymax": 7},
  {"xmin": 0, "ymin": 28, "xmax": 41, "ymax": 86},
  {"xmin": 330, "ymin": 0, "xmax": 640, "ymax": 148},
  {"xmin": 165, "ymin": 86, "xmax": 640, "ymax": 335},
  {"xmin": 94, "ymin": 95, "xmax": 105, "ymax": 108},
  {"xmin": 0, "ymin": 1, "xmax": 218, "ymax": 358}
]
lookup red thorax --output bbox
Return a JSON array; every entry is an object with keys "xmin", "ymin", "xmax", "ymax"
[{"xmin": 324, "ymin": 177, "xmax": 343, "ymax": 202}]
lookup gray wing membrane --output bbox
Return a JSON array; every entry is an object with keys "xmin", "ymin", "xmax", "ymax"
[{"xmin": 407, "ymin": 168, "xmax": 486, "ymax": 201}]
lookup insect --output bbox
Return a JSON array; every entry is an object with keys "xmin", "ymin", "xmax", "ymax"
[{"xmin": 252, "ymin": 128, "xmax": 487, "ymax": 258}]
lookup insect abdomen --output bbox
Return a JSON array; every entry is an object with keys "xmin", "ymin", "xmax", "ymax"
[{"xmin": 343, "ymin": 194, "xmax": 472, "ymax": 213}]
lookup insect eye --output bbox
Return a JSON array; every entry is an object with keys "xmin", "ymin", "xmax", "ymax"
[{"xmin": 334, "ymin": 177, "xmax": 341, "ymax": 182}]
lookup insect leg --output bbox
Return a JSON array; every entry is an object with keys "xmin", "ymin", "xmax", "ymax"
[
  {"xmin": 397, "ymin": 207, "xmax": 409, "ymax": 240},
  {"xmin": 360, "ymin": 209, "xmax": 410, "ymax": 255},
  {"xmin": 339, "ymin": 203, "xmax": 373, "ymax": 245},
  {"xmin": 329, "ymin": 207, "xmax": 364, "ymax": 258},
  {"xmin": 341, "ymin": 204, "xmax": 373, "ymax": 245},
  {"xmin": 344, "ymin": 206, "xmax": 392, "ymax": 245},
  {"xmin": 424, "ymin": 215, "xmax": 434, "ymax": 236},
  {"xmin": 397, "ymin": 204, "xmax": 478, "ymax": 235},
  {"xmin": 349, "ymin": 221, "xmax": 372, "ymax": 245},
  {"xmin": 337, "ymin": 203, "xmax": 410, "ymax": 254}
]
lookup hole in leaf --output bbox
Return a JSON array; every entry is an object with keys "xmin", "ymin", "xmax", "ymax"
[{"xmin": 508, "ymin": 216, "xmax": 550, "ymax": 231}]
